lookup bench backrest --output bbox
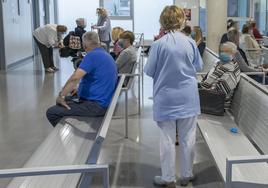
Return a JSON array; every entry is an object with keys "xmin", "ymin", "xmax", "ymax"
[
  {"xmin": 134, "ymin": 33, "xmax": 144, "ymax": 48},
  {"xmin": 201, "ymin": 47, "xmax": 219, "ymax": 72},
  {"xmin": 231, "ymin": 73, "xmax": 268, "ymax": 154},
  {"xmin": 124, "ymin": 47, "xmax": 142, "ymax": 89}
]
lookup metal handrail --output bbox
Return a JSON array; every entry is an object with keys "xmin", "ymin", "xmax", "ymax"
[
  {"xmin": 0, "ymin": 164, "xmax": 109, "ymax": 188},
  {"xmin": 240, "ymin": 73, "xmax": 268, "ymax": 95},
  {"xmin": 226, "ymin": 155, "xmax": 268, "ymax": 188}
]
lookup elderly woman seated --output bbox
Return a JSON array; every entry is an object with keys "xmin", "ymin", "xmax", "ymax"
[
  {"xmin": 116, "ymin": 31, "xmax": 137, "ymax": 74},
  {"xmin": 200, "ymin": 42, "xmax": 241, "ymax": 109}
]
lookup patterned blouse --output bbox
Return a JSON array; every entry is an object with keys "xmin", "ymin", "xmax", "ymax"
[{"xmin": 201, "ymin": 60, "xmax": 241, "ymax": 109}]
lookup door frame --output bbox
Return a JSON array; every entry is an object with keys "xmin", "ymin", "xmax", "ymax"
[{"xmin": 0, "ymin": 1, "xmax": 6, "ymax": 70}]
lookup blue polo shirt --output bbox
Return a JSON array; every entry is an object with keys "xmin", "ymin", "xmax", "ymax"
[{"xmin": 78, "ymin": 48, "xmax": 118, "ymax": 108}]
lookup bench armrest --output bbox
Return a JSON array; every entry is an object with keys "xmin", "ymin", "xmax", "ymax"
[
  {"xmin": 226, "ymin": 155, "xmax": 268, "ymax": 188},
  {"xmin": 243, "ymin": 72, "xmax": 266, "ymax": 84},
  {"xmin": 118, "ymin": 73, "xmax": 140, "ymax": 77},
  {"xmin": 197, "ymin": 72, "xmax": 207, "ymax": 76}
]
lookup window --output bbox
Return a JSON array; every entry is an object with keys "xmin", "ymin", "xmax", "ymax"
[
  {"xmin": 228, "ymin": 0, "xmax": 250, "ymax": 17},
  {"xmin": 252, "ymin": 0, "xmax": 268, "ymax": 35},
  {"xmin": 199, "ymin": 0, "xmax": 207, "ymax": 37},
  {"xmin": 100, "ymin": 0, "xmax": 133, "ymax": 20}
]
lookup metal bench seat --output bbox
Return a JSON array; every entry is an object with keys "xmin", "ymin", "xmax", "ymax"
[
  {"xmin": 198, "ymin": 74, "xmax": 268, "ymax": 188},
  {"xmin": 0, "ymin": 75, "xmax": 126, "ymax": 188},
  {"xmin": 198, "ymin": 115, "xmax": 268, "ymax": 186}
]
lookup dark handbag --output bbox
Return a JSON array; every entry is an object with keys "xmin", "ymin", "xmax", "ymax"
[
  {"xmin": 59, "ymin": 47, "xmax": 71, "ymax": 57},
  {"xmin": 199, "ymin": 88, "xmax": 226, "ymax": 116}
]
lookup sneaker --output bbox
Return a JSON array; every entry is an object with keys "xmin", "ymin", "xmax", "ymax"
[
  {"xmin": 51, "ymin": 66, "xmax": 59, "ymax": 71},
  {"xmin": 45, "ymin": 67, "xmax": 55, "ymax": 73},
  {"xmin": 153, "ymin": 176, "xmax": 176, "ymax": 188},
  {"xmin": 180, "ymin": 176, "xmax": 195, "ymax": 186}
]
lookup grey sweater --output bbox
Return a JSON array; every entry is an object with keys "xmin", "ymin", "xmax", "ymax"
[
  {"xmin": 234, "ymin": 51, "xmax": 262, "ymax": 72},
  {"xmin": 116, "ymin": 46, "xmax": 137, "ymax": 74}
]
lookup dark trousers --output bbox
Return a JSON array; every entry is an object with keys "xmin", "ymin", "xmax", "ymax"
[
  {"xmin": 46, "ymin": 97, "xmax": 107, "ymax": 127},
  {"xmin": 34, "ymin": 37, "xmax": 55, "ymax": 69}
]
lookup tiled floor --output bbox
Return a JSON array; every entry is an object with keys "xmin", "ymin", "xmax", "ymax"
[{"xmin": 0, "ymin": 53, "xmax": 223, "ymax": 187}]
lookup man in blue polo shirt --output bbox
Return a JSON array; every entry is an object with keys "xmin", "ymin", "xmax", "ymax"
[{"xmin": 46, "ymin": 31, "xmax": 117, "ymax": 127}]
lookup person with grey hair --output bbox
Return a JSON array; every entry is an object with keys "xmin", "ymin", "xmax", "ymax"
[
  {"xmin": 227, "ymin": 29, "xmax": 268, "ymax": 84},
  {"xmin": 46, "ymin": 31, "xmax": 118, "ymax": 127},
  {"xmin": 75, "ymin": 18, "xmax": 87, "ymax": 40},
  {"xmin": 201, "ymin": 42, "xmax": 241, "ymax": 109}
]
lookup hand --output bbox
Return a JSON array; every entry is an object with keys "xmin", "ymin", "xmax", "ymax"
[
  {"xmin": 91, "ymin": 25, "xmax": 97, "ymax": 29},
  {"xmin": 262, "ymin": 68, "xmax": 268, "ymax": 74},
  {"xmin": 56, "ymin": 95, "xmax": 71, "ymax": 110},
  {"xmin": 58, "ymin": 43, "xmax": 64, "ymax": 48}
]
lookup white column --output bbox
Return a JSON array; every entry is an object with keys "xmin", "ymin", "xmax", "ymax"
[{"xmin": 207, "ymin": 0, "xmax": 227, "ymax": 53}]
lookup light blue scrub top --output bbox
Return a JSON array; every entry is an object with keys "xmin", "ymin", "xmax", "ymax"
[{"xmin": 145, "ymin": 31, "xmax": 203, "ymax": 122}]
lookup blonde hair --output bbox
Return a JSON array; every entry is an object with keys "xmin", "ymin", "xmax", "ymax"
[
  {"xmin": 159, "ymin": 5, "xmax": 185, "ymax": 32},
  {"xmin": 112, "ymin": 27, "xmax": 124, "ymax": 42},
  {"xmin": 193, "ymin": 26, "xmax": 203, "ymax": 44},
  {"xmin": 97, "ymin": 8, "xmax": 108, "ymax": 18}
]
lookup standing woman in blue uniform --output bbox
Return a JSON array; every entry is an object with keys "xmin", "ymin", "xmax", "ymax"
[{"xmin": 144, "ymin": 5, "xmax": 203, "ymax": 187}]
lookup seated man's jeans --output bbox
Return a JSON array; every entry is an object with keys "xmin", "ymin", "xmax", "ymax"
[{"xmin": 46, "ymin": 97, "xmax": 107, "ymax": 127}]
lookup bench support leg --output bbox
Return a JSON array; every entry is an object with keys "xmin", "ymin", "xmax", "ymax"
[
  {"xmin": 226, "ymin": 160, "xmax": 232, "ymax": 188},
  {"xmin": 138, "ymin": 74, "xmax": 141, "ymax": 115},
  {"xmin": 103, "ymin": 167, "xmax": 109, "ymax": 188},
  {"xmin": 125, "ymin": 90, "xmax": 128, "ymax": 138},
  {"xmin": 141, "ymin": 54, "xmax": 144, "ymax": 105}
]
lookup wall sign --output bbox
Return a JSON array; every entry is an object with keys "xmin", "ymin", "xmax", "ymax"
[{"xmin": 100, "ymin": 0, "xmax": 133, "ymax": 19}]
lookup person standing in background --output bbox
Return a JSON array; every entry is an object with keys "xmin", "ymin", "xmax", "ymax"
[
  {"xmin": 145, "ymin": 5, "xmax": 203, "ymax": 187},
  {"xmin": 33, "ymin": 24, "xmax": 67, "ymax": 73},
  {"xmin": 92, "ymin": 8, "xmax": 112, "ymax": 52},
  {"xmin": 74, "ymin": 18, "xmax": 87, "ymax": 40},
  {"xmin": 250, "ymin": 21, "xmax": 263, "ymax": 40},
  {"xmin": 191, "ymin": 26, "xmax": 206, "ymax": 57}
]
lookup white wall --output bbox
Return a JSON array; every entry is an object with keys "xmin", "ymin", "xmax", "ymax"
[
  {"xmin": 58, "ymin": 0, "xmax": 173, "ymax": 40},
  {"xmin": 134, "ymin": 0, "xmax": 173, "ymax": 40},
  {"xmin": 174, "ymin": 0, "xmax": 200, "ymax": 27},
  {"xmin": 2, "ymin": 0, "xmax": 33, "ymax": 67},
  {"xmin": 58, "ymin": 0, "xmax": 99, "ymax": 32}
]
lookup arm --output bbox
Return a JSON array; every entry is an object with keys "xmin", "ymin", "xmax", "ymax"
[
  {"xmin": 201, "ymin": 66, "xmax": 220, "ymax": 90},
  {"xmin": 234, "ymin": 52, "xmax": 261, "ymax": 72},
  {"xmin": 60, "ymin": 69, "xmax": 86, "ymax": 96},
  {"xmin": 193, "ymin": 43, "xmax": 203, "ymax": 72},
  {"xmin": 97, "ymin": 19, "xmax": 110, "ymax": 32},
  {"xmin": 144, "ymin": 43, "xmax": 158, "ymax": 78},
  {"xmin": 57, "ymin": 69, "xmax": 86, "ymax": 109}
]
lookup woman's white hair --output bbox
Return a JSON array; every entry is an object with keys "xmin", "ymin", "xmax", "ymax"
[
  {"xmin": 82, "ymin": 31, "xmax": 100, "ymax": 48},
  {"xmin": 220, "ymin": 42, "xmax": 237, "ymax": 54}
]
